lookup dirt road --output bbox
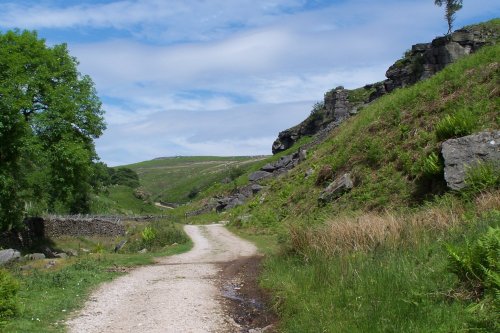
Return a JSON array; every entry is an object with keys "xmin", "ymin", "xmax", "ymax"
[{"xmin": 66, "ymin": 224, "xmax": 258, "ymax": 333}]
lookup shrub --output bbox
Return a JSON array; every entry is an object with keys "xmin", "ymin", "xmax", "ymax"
[
  {"xmin": 187, "ymin": 187, "xmax": 199, "ymax": 199},
  {"xmin": 0, "ymin": 269, "xmax": 20, "ymax": 325},
  {"xmin": 421, "ymin": 152, "xmax": 444, "ymax": 177},
  {"xmin": 141, "ymin": 226, "xmax": 157, "ymax": 247},
  {"xmin": 435, "ymin": 109, "xmax": 477, "ymax": 141},
  {"xmin": 135, "ymin": 221, "xmax": 188, "ymax": 251},
  {"xmin": 446, "ymin": 227, "xmax": 500, "ymax": 297}
]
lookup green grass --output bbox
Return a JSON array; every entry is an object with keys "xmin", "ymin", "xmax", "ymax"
[
  {"xmin": 122, "ymin": 156, "xmax": 268, "ymax": 204},
  {"xmin": 227, "ymin": 227, "xmax": 281, "ymax": 256},
  {"xmin": 2, "ymin": 218, "xmax": 192, "ymax": 332},
  {"xmin": 90, "ymin": 185, "xmax": 162, "ymax": 215},
  {"xmin": 260, "ymin": 208, "xmax": 500, "ymax": 333}
]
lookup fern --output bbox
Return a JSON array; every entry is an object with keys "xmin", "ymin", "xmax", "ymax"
[{"xmin": 446, "ymin": 227, "xmax": 500, "ymax": 296}]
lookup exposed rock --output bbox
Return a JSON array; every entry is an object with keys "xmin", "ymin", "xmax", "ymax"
[
  {"xmin": 272, "ymin": 87, "xmax": 358, "ymax": 154},
  {"xmin": 305, "ymin": 168, "xmax": 314, "ymax": 178},
  {"xmin": 319, "ymin": 173, "xmax": 354, "ymax": 204},
  {"xmin": 43, "ymin": 246, "xmax": 56, "ymax": 258},
  {"xmin": 64, "ymin": 248, "xmax": 79, "ymax": 257},
  {"xmin": 251, "ymin": 184, "xmax": 264, "ymax": 194},
  {"xmin": 248, "ymin": 171, "xmax": 273, "ymax": 182},
  {"xmin": 114, "ymin": 240, "xmax": 127, "ymax": 253},
  {"xmin": 26, "ymin": 253, "xmax": 46, "ymax": 260},
  {"xmin": 138, "ymin": 248, "xmax": 148, "ymax": 254},
  {"xmin": 45, "ymin": 260, "xmax": 56, "ymax": 269},
  {"xmin": 298, "ymin": 149, "xmax": 307, "ymax": 162},
  {"xmin": 55, "ymin": 252, "xmax": 68, "ymax": 259},
  {"xmin": 0, "ymin": 249, "xmax": 21, "ymax": 265},
  {"xmin": 442, "ymin": 131, "xmax": 500, "ymax": 190},
  {"xmin": 371, "ymin": 25, "xmax": 498, "ymax": 100}
]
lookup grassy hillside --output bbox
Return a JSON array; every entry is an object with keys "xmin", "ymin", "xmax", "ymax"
[
  {"xmin": 122, "ymin": 156, "xmax": 268, "ymax": 204},
  {"xmin": 230, "ymin": 42, "xmax": 499, "ymax": 230},
  {"xmin": 189, "ymin": 37, "xmax": 499, "ymax": 331},
  {"xmin": 90, "ymin": 185, "xmax": 163, "ymax": 215}
]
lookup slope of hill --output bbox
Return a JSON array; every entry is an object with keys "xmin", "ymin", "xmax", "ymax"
[
  {"xmin": 122, "ymin": 156, "xmax": 268, "ymax": 204},
  {"xmin": 186, "ymin": 20, "xmax": 499, "ymax": 332}
]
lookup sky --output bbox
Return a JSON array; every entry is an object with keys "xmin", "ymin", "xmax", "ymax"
[{"xmin": 1, "ymin": 0, "xmax": 498, "ymax": 166}]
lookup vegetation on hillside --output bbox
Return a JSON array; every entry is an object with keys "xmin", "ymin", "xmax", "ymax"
[
  {"xmin": 210, "ymin": 39, "xmax": 500, "ymax": 331},
  {"xmin": 123, "ymin": 156, "xmax": 268, "ymax": 204}
]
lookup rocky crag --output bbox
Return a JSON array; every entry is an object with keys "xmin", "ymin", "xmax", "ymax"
[{"xmin": 272, "ymin": 23, "xmax": 499, "ymax": 154}]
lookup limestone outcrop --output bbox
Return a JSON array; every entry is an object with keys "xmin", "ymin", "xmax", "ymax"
[
  {"xmin": 441, "ymin": 131, "xmax": 500, "ymax": 190},
  {"xmin": 272, "ymin": 23, "xmax": 498, "ymax": 154},
  {"xmin": 272, "ymin": 87, "xmax": 362, "ymax": 154}
]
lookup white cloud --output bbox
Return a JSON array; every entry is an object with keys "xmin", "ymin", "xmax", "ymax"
[
  {"xmin": 96, "ymin": 101, "xmax": 313, "ymax": 165},
  {"xmin": 2, "ymin": 0, "xmax": 498, "ymax": 165}
]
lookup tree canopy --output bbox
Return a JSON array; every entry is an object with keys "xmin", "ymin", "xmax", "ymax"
[
  {"xmin": 0, "ymin": 30, "xmax": 106, "ymax": 231},
  {"xmin": 434, "ymin": 0, "xmax": 464, "ymax": 35}
]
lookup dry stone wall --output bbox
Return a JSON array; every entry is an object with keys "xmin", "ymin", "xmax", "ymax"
[{"xmin": 44, "ymin": 216, "xmax": 126, "ymax": 238}]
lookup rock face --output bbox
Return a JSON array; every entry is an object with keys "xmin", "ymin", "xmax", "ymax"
[
  {"xmin": 0, "ymin": 249, "xmax": 21, "ymax": 265},
  {"xmin": 370, "ymin": 25, "xmax": 497, "ymax": 101},
  {"xmin": 272, "ymin": 87, "xmax": 359, "ymax": 154},
  {"xmin": 442, "ymin": 131, "xmax": 500, "ymax": 190},
  {"xmin": 272, "ymin": 23, "xmax": 498, "ymax": 153},
  {"xmin": 26, "ymin": 253, "xmax": 46, "ymax": 260},
  {"xmin": 248, "ymin": 171, "xmax": 273, "ymax": 182},
  {"xmin": 318, "ymin": 173, "xmax": 354, "ymax": 204}
]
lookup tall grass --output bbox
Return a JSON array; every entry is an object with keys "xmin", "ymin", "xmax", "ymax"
[
  {"xmin": 289, "ymin": 197, "xmax": 467, "ymax": 257},
  {"xmin": 261, "ymin": 195, "xmax": 500, "ymax": 332}
]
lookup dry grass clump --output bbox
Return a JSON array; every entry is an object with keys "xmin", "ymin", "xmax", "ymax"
[
  {"xmin": 289, "ymin": 192, "xmax": 500, "ymax": 257},
  {"xmin": 475, "ymin": 190, "xmax": 500, "ymax": 211}
]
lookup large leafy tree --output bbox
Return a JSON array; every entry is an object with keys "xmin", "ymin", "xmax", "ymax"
[
  {"xmin": 0, "ymin": 30, "xmax": 105, "ymax": 230},
  {"xmin": 434, "ymin": 0, "xmax": 463, "ymax": 35}
]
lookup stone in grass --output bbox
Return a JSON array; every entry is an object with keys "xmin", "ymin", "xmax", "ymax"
[
  {"xmin": 114, "ymin": 240, "xmax": 127, "ymax": 253},
  {"xmin": 138, "ymin": 248, "xmax": 148, "ymax": 254},
  {"xmin": 0, "ymin": 249, "xmax": 21, "ymax": 265},
  {"xmin": 26, "ymin": 253, "xmax": 46, "ymax": 260},
  {"xmin": 248, "ymin": 171, "xmax": 272, "ymax": 182},
  {"xmin": 442, "ymin": 131, "xmax": 500, "ymax": 190},
  {"xmin": 64, "ymin": 249, "xmax": 79, "ymax": 257},
  {"xmin": 318, "ymin": 173, "xmax": 354, "ymax": 204}
]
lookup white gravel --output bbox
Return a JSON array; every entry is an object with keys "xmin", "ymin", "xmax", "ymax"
[{"xmin": 66, "ymin": 224, "xmax": 257, "ymax": 333}]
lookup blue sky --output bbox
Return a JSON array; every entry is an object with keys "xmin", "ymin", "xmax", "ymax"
[{"xmin": 1, "ymin": 0, "xmax": 498, "ymax": 165}]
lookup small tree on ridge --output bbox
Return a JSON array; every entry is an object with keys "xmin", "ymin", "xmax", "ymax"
[{"xmin": 434, "ymin": 0, "xmax": 464, "ymax": 35}]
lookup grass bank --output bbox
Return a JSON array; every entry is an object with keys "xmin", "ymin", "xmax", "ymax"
[
  {"xmin": 1, "ymin": 219, "xmax": 191, "ymax": 332},
  {"xmin": 260, "ymin": 194, "xmax": 499, "ymax": 332}
]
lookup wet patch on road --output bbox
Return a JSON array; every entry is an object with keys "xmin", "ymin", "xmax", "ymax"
[{"xmin": 218, "ymin": 256, "xmax": 278, "ymax": 333}]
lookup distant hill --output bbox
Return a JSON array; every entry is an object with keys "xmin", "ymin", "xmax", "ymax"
[{"xmin": 121, "ymin": 156, "xmax": 268, "ymax": 204}]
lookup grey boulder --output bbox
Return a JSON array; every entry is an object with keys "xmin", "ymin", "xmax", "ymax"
[
  {"xmin": 0, "ymin": 249, "xmax": 21, "ymax": 265},
  {"xmin": 248, "ymin": 171, "xmax": 272, "ymax": 182},
  {"xmin": 319, "ymin": 173, "xmax": 354, "ymax": 204},
  {"xmin": 442, "ymin": 131, "xmax": 500, "ymax": 190}
]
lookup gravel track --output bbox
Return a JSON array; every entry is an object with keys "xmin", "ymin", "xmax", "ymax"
[{"xmin": 66, "ymin": 224, "xmax": 257, "ymax": 333}]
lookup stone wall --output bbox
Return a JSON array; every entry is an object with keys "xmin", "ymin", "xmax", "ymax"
[{"xmin": 43, "ymin": 216, "xmax": 126, "ymax": 238}]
